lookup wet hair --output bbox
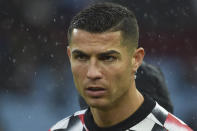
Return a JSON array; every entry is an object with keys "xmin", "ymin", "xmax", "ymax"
[{"xmin": 67, "ymin": 2, "xmax": 139, "ymax": 49}]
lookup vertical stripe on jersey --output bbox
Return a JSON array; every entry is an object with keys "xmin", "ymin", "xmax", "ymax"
[
  {"xmin": 151, "ymin": 124, "xmax": 167, "ymax": 131},
  {"xmin": 152, "ymin": 103, "xmax": 168, "ymax": 125},
  {"xmin": 66, "ymin": 115, "xmax": 84, "ymax": 131}
]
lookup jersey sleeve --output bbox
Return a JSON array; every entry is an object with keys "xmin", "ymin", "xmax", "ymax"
[
  {"xmin": 164, "ymin": 113, "xmax": 193, "ymax": 131},
  {"xmin": 49, "ymin": 109, "xmax": 87, "ymax": 131},
  {"xmin": 49, "ymin": 116, "xmax": 71, "ymax": 131}
]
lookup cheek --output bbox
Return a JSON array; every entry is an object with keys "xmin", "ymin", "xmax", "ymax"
[
  {"xmin": 114, "ymin": 68, "xmax": 131, "ymax": 84},
  {"xmin": 71, "ymin": 64, "xmax": 87, "ymax": 86},
  {"xmin": 107, "ymin": 63, "xmax": 132, "ymax": 90},
  {"xmin": 108, "ymin": 60, "xmax": 131, "ymax": 78}
]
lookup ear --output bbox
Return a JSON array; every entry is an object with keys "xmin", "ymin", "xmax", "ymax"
[
  {"xmin": 67, "ymin": 46, "xmax": 71, "ymax": 60},
  {"xmin": 132, "ymin": 47, "xmax": 145, "ymax": 72}
]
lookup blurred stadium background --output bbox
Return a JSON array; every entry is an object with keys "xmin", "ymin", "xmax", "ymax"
[{"xmin": 0, "ymin": 0, "xmax": 197, "ymax": 130}]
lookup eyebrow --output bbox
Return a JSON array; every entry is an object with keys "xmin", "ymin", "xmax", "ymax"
[
  {"xmin": 99, "ymin": 50, "xmax": 120, "ymax": 56},
  {"xmin": 71, "ymin": 49, "xmax": 120, "ymax": 56},
  {"xmin": 72, "ymin": 50, "xmax": 87, "ymax": 55}
]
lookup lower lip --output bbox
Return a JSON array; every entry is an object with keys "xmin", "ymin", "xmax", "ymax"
[{"xmin": 85, "ymin": 89, "xmax": 107, "ymax": 97}]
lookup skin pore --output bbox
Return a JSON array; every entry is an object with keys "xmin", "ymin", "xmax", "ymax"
[{"xmin": 67, "ymin": 29, "xmax": 145, "ymax": 127}]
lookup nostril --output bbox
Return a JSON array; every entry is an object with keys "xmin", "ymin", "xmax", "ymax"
[
  {"xmin": 87, "ymin": 74, "xmax": 102, "ymax": 80},
  {"xmin": 86, "ymin": 67, "xmax": 102, "ymax": 80}
]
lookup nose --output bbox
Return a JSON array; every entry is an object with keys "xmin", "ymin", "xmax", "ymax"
[{"xmin": 86, "ymin": 60, "xmax": 102, "ymax": 80}]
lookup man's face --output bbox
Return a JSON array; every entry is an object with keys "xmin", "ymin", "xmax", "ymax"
[{"xmin": 67, "ymin": 29, "xmax": 140, "ymax": 109}]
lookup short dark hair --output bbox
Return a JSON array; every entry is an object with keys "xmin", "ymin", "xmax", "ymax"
[{"xmin": 67, "ymin": 2, "xmax": 139, "ymax": 49}]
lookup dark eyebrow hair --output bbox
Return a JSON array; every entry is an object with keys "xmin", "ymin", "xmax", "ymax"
[
  {"xmin": 72, "ymin": 49, "xmax": 88, "ymax": 55},
  {"xmin": 72, "ymin": 49, "xmax": 120, "ymax": 56},
  {"xmin": 98, "ymin": 50, "xmax": 120, "ymax": 56}
]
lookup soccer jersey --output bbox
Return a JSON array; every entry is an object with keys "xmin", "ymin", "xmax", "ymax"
[{"xmin": 49, "ymin": 95, "xmax": 192, "ymax": 131}]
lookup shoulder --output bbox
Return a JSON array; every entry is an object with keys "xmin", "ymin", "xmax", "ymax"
[
  {"xmin": 49, "ymin": 109, "xmax": 87, "ymax": 131},
  {"xmin": 137, "ymin": 62, "xmax": 174, "ymax": 113},
  {"xmin": 148, "ymin": 103, "xmax": 192, "ymax": 131},
  {"xmin": 164, "ymin": 112, "xmax": 193, "ymax": 131}
]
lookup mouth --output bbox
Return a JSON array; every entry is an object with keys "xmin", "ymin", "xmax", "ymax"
[
  {"xmin": 85, "ymin": 86, "xmax": 107, "ymax": 97},
  {"xmin": 87, "ymin": 87, "xmax": 105, "ymax": 91}
]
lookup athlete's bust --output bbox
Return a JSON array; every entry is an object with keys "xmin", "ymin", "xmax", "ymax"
[{"xmin": 49, "ymin": 2, "xmax": 192, "ymax": 131}]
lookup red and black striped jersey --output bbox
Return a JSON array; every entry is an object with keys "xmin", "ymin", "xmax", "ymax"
[{"xmin": 49, "ymin": 96, "xmax": 192, "ymax": 131}]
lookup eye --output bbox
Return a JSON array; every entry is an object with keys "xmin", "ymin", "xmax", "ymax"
[
  {"xmin": 74, "ymin": 55, "xmax": 89, "ymax": 61},
  {"xmin": 99, "ymin": 55, "xmax": 117, "ymax": 62}
]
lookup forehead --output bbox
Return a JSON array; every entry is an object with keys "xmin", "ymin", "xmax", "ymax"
[{"xmin": 70, "ymin": 29, "xmax": 124, "ymax": 52}]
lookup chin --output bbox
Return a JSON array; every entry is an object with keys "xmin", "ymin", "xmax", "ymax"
[{"xmin": 86, "ymin": 99, "xmax": 111, "ymax": 109}]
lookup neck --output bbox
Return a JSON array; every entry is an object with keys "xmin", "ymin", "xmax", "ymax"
[{"xmin": 90, "ymin": 83, "xmax": 144, "ymax": 128}]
